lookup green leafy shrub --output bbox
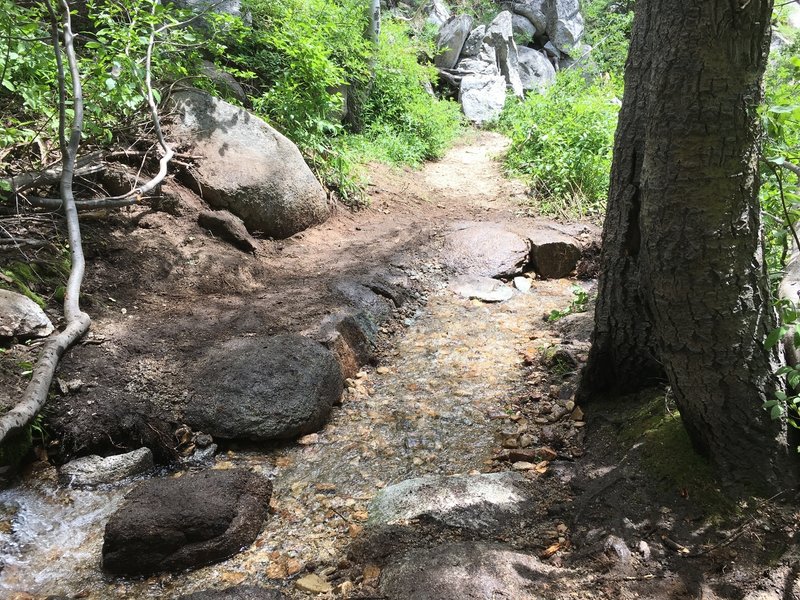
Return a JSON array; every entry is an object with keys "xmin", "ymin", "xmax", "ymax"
[
  {"xmin": 499, "ymin": 70, "xmax": 621, "ymax": 218},
  {"xmin": 760, "ymin": 34, "xmax": 800, "ymax": 280},
  {"xmin": 0, "ymin": 0, "xmax": 236, "ymax": 160},
  {"xmin": 353, "ymin": 19, "xmax": 463, "ymax": 166},
  {"xmin": 581, "ymin": 0, "xmax": 634, "ymax": 77}
]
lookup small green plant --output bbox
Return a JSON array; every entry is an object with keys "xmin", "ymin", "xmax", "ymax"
[
  {"xmin": 545, "ymin": 284, "xmax": 590, "ymax": 322},
  {"xmin": 765, "ymin": 299, "xmax": 800, "ymax": 428}
]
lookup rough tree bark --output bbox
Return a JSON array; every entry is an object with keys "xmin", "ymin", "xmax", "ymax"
[{"xmin": 579, "ymin": 0, "xmax": 798, "ymax": 491}]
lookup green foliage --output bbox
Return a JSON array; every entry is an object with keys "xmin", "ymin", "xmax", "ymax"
[
  {"xmin": 765, "ymin": 300, "xmax": 800, "ymax": 431},
  {"xmin": 0, "ymin": 0, "xmax": 242, "ymax": 161},
  {"xmin": 545, "ymin": 284, "xmax": 590, "ymax": 322},
  {"xmin": 581, "ymin": 0, "xmax": 634, "ymax": 77},
  {"xmin": 760, "ymin": 34, "xmax": 800, "ymax": 279},
  {"xmin": 352, "ymin": 19, "xmax": 463, "ymax": 166},
  {"xmin": 500, "ymin": 70, "xmax": 621, "ymax": 218}
]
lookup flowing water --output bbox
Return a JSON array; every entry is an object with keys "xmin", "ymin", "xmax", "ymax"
[{"xmin": 0, "ymin": 279, "xmax": 576, "ymax": 599}]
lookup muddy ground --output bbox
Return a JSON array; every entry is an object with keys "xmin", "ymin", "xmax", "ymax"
[{"xmin": 1, "ymin": 131, "xmax": 799, "ymax": 599}]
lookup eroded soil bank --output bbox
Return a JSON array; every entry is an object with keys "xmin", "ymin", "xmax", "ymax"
[{"xmin": 1, "ymin": 132, "xmax": 798, "ymax": 600}]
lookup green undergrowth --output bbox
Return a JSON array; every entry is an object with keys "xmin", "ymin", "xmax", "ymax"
[
  {"xmin": 499, "ymin": 70, "xmax": 621, "ymax": 219},
  {"xmin": 606, "ymin": 390, "xmax": 737, "ymax": 518}
]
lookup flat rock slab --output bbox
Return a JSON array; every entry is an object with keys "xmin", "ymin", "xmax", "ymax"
[
  {"xmin": 180, "ymin": 585, "xmax": 288, "ymax": 600},
  {"xmin": 59, "ymin": 447, "xmax": 153, "ymax": 486},
  {"xmin": 0, "ymin": 289, "xmax": 53, "ymax": 338},
  {"xmin": 368, "ymin": 472, "xmax": 531, "ymax": 531},
  {"xmin": 185, "ymin": 334, "xmax": 343, "ymax": 441},
  {"xmin": 449, "ymin": 275, "xmax": 513, "ymax": 303},
  {"xmin": 379, "ymin": 542, "xmax": 559, "ymax": 600},
  {"xmin": 102, "ymin": 468, "xmax": 271, "ymax": 575},
  {"xmin": 442, "ymin": 222, "xmax": 530, "ymax": 278}
]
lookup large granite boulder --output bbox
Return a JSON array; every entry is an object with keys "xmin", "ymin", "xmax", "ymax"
[
  {"xmin": 442, "ymin": 222, "xmax": 530, "ymax": 278},
  {"xmin": 170, "ymin": 89, "xmax": 330, "ymax": 239},
  {"xmin": 460, "ymin": 25, "xmax": 486, "ymax": 58},
  {"xmin": 484, "ymin": 11, "xmax": 524, "ymax": 98},
  {"xmin": 102, "ymin": 469, "xmax": 271, "ymax": 575},
  {"xmin": 545, "ymin": 0, "xmax": 584, "ymax": 52},
  {"xmin": 508, "ymin": 0, "xmax": 547, "ymax": 34},
  {"xmin": 185, "ymin": 334, "xmax": 344, "ymax": 442},
  {"xmin": 0, "ymin": 289, "xmax": 53, "ymax": 338},
  {"xmin": 180, "ymin": 586, "xmax": 288, "ymax": 600},
  {"xmin": 368, "ymin": 472, "xmax": 531, "ymax": 531},
  {"xmin": 459, "ymin": 75, "xmax": 507, "ymax": 124},
  {"xmin": 518, "ymin": 46, "xmax": 556, "ymax": 92},
  {"xmin": 435, "ymin": 15, "xmax": 474, "ymax": 69}
]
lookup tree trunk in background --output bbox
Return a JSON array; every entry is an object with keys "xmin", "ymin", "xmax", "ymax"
[{"xmin": 580, "ymin": 0, "xmax": 798, "ymax": 491}]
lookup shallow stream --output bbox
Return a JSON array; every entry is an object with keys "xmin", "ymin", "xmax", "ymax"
[{"xmin": 0, "ymin": 279, "xmax": 575, "ymax": 599}]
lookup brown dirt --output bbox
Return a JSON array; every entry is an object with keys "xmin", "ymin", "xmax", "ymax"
[{"xmin": 1, "ymin": 130, "xmax": 799, "ymax": 599}]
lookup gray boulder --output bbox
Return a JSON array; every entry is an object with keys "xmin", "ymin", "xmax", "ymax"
[
  {"xmin": 459, "ymin": 75, "xmax": 507, "ymax": 124},
  {"xmin": 460, "ymin": 25, "xmax": 486, "ymax": 58},
  {"xmin": 0, "ymin": 289, "xmax": 53, "ymax": 338},
  {"xmin": 545, "ymin": 0, "xmax": 584, "ymax": 52},
  {"xmin": 442, "ymin": 222, "xmax": 530, "ymax": 278},
  {"xmin": 368, "ymin": 472, "xmax": 531, "ymax": 531},
  {"xmin": 484, "ymin": 11, "xmax": 524, "ymax": 98},
  {"xmin": 511, "ymin": 13, "xmax": 538, "ymax": 45},
  {"xmin": 518, "ymin": 46, "xmax": 556, "ymax": 92},
  {"xmin": 435, "ymin": 15, "xmax": 474, "ymax": 69},
  {"xmin": 59, "ymin": 448, "xmax": 153, "ymax": 486},
  {"xmin": 425, "ymin": 0, "xmax": 451, "ymax": 28},
  {"xmin": 185, "ymin": 334, "xmax": 343, "ymax": 442},
  {"xmin": 449, "ymin": 276, "xmax": 513, "ymax": 303},
  {"xmin": 380, "ymin": 542, "xmax": 559, "ymax": 600},
  {"xmin": 170, "ymin": 89, "xmax": 330, "ymax": 239},
  {"xmin": 313, "ymin": 310, "xmax": 379, "ymax": 380},
  {"xmin": 102, "ymin": 469, "xmax": 271, "ymax": 575},
  {"xmin": 508, "ymin": 0, "xmax": 547, "ymax": 34},
  {"xmin": 180, "ymin": 586, "xmax": 288, "ymax": 600}
]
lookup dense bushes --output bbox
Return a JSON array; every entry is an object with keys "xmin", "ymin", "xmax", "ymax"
[
  {"xmin": 1, "ymin": 0, "xmax": 464, "ymax": 206},
  {"xmin": 496, "ymin": 0, "xmax": 630, "ymax": 219},
  {"xmin": 351, "ymin": 19, "xmax": 463, "ymax": 166},
  {"xmin": 499, "ymin": 71, "xmax": 621, "ymax": 218}
]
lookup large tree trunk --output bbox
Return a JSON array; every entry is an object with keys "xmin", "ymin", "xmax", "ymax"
[
  {"xmin": 580, "ymin": 0, "xmax": 797, "ymax": 491},
  {"xmin": 577, "ymin": 2, "xmax": 664, "ymax": 396}
]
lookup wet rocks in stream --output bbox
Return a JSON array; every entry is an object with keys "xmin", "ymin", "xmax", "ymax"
[
  {"xmin": 179, "ymin": 585, "xmax": 288, "ymax": 600},
  {"xmin": 58, "ymin": 447, "xmax": 153, "ymax": 486},
  {"xmin": 368, "ymin": 472, "xmax": 533, "ymax": 532},
  {"xmin": 184, "ymin": 334, "xmax": 344, "ymax": 442},
  {"xmin": 449, "ymin": 275, "xmax": 514, "ymax": 303},
  {"xmin": 442, "ymin": 222, "xmax": 530, "ymax": 278},
  {"xmin": 379, "ymin": 542, "xmax": 559, "ymax": 600},
  {"xmin": 102, "ymin": 468, "xmax": 271, "ymax": 575}
]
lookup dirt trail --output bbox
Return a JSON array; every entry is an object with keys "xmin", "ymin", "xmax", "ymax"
[{"xmin": 1, "ymin": 131, "xmax": 797, "ymax": 600}]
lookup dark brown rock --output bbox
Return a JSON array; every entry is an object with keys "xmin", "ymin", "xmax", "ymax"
[
  {"xmin": 102, "ymin": 469, "xmax": 271, "ymax": 575},
  {"xmin": 185, "ymin": 334, "xmax": 344, "ymax": 441},
  {"xmin": 198, "ymin": 210, "xmax": 258, "ymax": 252}
]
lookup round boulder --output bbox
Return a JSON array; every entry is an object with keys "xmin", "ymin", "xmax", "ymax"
[
  {"xmin": 185, "ymin": 334, "xmax": 344, "ymax": 442},
  {"xmin": 102, "ymin": 468, "xmax": 271, "ymax": 575},
  {"xmin": 170, "ymin": 89, "xmax": 330, "ymax": 239}
]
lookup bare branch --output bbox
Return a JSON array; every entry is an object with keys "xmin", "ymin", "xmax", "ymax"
[{"xmin": 0, "ymin": 0, "xmax": 90, "ymax": 443}]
